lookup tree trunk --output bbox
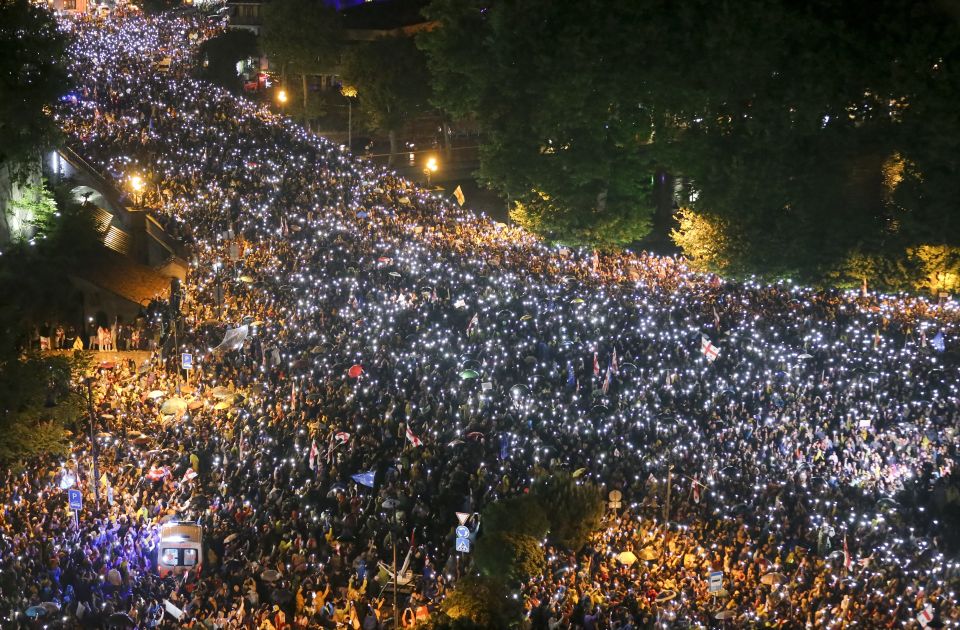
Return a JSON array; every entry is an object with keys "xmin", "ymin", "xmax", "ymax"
[
  {"xmin": 388, "ymin": 130, "xmax": 398, "ymax": 166},
  {"xmin": 301, "ymin": 73, "xmax": 309, "ymax": 125}
]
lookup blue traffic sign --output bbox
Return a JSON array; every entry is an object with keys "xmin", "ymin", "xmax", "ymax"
[
  {"xmin": 455, "ymin": 537, "xmax": 471, "ymax": 553},
  {"xmin": 68, "ymin": 489, "xmax": 82, "ymax": 511},
  {"xmin": 181, "ymin": 353, "xmax": 193, "ymax": 370},
  {"xmin": 708, "ymin": 570, "xmax": 723, "ymax": 593},
  {"xmin": 455, "ymin": 525, "xmax": 470, "ymax": 539}
]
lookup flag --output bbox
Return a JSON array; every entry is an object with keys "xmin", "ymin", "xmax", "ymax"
[
  {"xmin": 917, "ymin": 604, "xmax": 935, "ymax": 628},
  {"xmin": 592, "ymin": 250, "xmax": 600, "ymax": 273},
  {"xmin": 405, "ymin": 425, "xmax": 422, "ymax": 447},
  {"xmin": 351, "ymin": 470, "xmax": 376, "ymax": 488},
  {"xmin": 452, "ymin": 185, "xmax": 465, "ymax": 206},
  {"xmin": 692, "ymin": 475, "xmax": 701, "ymax": 504},
  {"xmin": 931, "ymin": 331, "xmax": 946, "ymax": 353},
  {"xmin": 566, "ymin": 363, "xmax": 576, "ymax": 389},
  {"xmin": 290, "ymin": 378, "xmax": 297, "ymax": 411},
  {"xmin": 842, "ymin": 533, "xmax": 851, "ymax": 572},
  {"xmin": 308, "ymin": 440, "xmax": 319, "ymax": 471},
  {"xmin": 499, "ymin": 433, "xmax": 510, "ymax": 459},
  {"xmin": 146, "ymin": 466, "xmax": 170, "ymax": 481},
  {"xmin": 920, "ymin": 327, "xmax": 927, "ymax": 348},
  {"xmin": 593, "ymin": 352, "xmax": 600, "ymax": 376},
  {"xmin": 700, "ymin": 335, "xmax": 720, "ymax": 363},
  {"xmin": 713, "ymin": 306, "xmax": 721, "ymax": 330},
  {"xmin": 611, "ymin": 348, "xmax": 619, "ymax": 375},
  {"xmin": 601, "ymin": 364, "xmax": 612, "ymax": 395},
  {"xmin": 334, "ymin": 431, "xmax": 351, "ymax": 445},
  {"xmin": 182, "ymin": 468, "xmax": 198, "ymax": 483},
  {"xmin": 466, "ymin": 313, "xmax": 478, "ymax": 334}
]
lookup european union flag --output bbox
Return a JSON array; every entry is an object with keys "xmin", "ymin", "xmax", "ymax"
[
  {"xmin": 566, "ymin": 362, "xmax": 576, "ymax": 389},
  {"xmin": 351, "ymin": 470, "xmax": 376, "ymax": 488}
]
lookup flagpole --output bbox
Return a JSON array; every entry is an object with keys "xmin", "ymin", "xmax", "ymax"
[{"xmin": 393, "ymin": 540, "xmax": 398, "ymax": 630}]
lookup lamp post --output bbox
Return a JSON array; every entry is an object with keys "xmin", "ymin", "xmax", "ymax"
[
  {"xmin": 277, "ymin": 88, "xmax": 288, "ymax": 112},
  {"xmin": 84, "ymin": 377, "xmax": 100, "ymax": 506},
  {"xmin": 423, "ymin": 156, "xmax": 438, "ymax": 187},
  {"xmin": 340, "ymin": 85, "xmax": 357, "ymax": 151},
  {"xmin": 128, "ymin": 173, "xmax": 145, "ymax": 206}
]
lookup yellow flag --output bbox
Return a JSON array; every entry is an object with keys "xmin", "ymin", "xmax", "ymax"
[{"xmin": 453, "ymin": 185, "xmax": 465, "ymax": 206}]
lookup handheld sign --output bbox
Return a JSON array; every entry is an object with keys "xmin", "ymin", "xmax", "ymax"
[
  {"xmin": 181, "ymin": 353, "xmax": 193, "ymax": 370},
  {"xmin": 455, "ymin": 525, "xmax": 470, "ymax": 539},
  {"xmin": 708, "ymin": 570, "xmax": 723, "ymax": 594},
  {"xmin": 68, "ymin": 488, "xmax": 83, "ymax": 511},
  {"xmin": 455, "ymin": 537, "xmax": 471, "ymax": 553}
]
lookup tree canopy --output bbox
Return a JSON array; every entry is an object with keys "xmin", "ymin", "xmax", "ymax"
[
  {"xmin": 340, "ymin": 35, "xmax": 430, "ymax": 164},
  {"xmin": 0, "ymin": 0, "xmax": 69, "ymax": 171},
  {"xmin": 421, "ymin": 0, "xmax": 960, "ymax": 288}
]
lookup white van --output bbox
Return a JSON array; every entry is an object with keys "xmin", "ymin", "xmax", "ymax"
[{"xmin": 158, "ymin": 521, "xmax": 202, "ymax": 577}]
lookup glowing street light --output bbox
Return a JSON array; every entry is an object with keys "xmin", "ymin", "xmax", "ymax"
[
  {"xmin": 340, "ymin": 85, "xmax": 357, "ymax": 150},
  {"xmin": 277, "ymin": 89, "xmax": 288, "ymax": 105},
  {"xmin": 129, "ymin": 173, "xmax": 145, "ymax": 192},
  {"xmin": 424, "ymin": 156, "xmax": 438, "ymax": 186}
]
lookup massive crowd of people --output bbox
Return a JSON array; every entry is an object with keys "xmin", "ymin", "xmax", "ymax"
[{"xmin": 1, "ymin": 9, "xmax": 959, "ymax": 629}]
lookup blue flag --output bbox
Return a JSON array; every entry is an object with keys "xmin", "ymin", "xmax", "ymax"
[
  {"xmin": 931, "ymin": 331, "xmax": 946, "ymax": 353},
  {"xmin": 566, "ymin": 362, "xmax": 576, "ymax": 389},
  {"xmin": 351, "ymin": 470, "xmax": 376, "ymax": 488},
  {"xmin": 499, "ymin": 433, "xmax": 510, "ymax": 460}
]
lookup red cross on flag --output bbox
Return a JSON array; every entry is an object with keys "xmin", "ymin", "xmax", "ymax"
[{"xmin": 700, "ymin": 335, "xmax": 721, "ymax": 363}]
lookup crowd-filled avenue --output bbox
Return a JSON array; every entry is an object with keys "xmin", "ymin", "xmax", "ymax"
[{"xmin": 2, "ymin": 10, "xmax": 959, "ymax": 629}]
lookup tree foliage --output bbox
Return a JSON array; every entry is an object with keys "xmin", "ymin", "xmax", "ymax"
[
  {"xmin": 480, "ymin": 493, "xmax": 549, "ymax": 540},
  {"xmin": 0, "ymin": 0, "xmax": 69, "ymax": 171},
  {"xmin": 422, "ymin": 0, "xmax": 960, "ymax": 289},
  {"xmin": 531, "ymin": 472, "xmax": 605, "ymax": 551},
  {"xmin": 474, "ymin": 531, "xmax": 545, "ymax": 584},
  {"xmin": 438, "ymin": 575, "xmax": 522, "ymax": 629},
  {"xmin": 341, "ymin": 36, "xmax": 430, "ymax": 164},
  {"xmin": 197, "ymin": 29, "xmax": 259, "ymax": 93}
]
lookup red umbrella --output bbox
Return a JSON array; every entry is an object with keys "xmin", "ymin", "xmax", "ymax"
[{"xmin": 348, "ymin": 364, "xmax": 363, "ymax": 378}]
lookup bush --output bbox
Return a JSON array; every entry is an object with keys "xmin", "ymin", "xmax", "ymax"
[
  {"xmin": 474, "ymin": 531, "xmax": 545, "ymax": 584},
  {"xmin": 531, "ymin": 471, "xmax": 605, "ymax": 550},
  {"xmin": 481, "ymin": 493, "xmax": 549, "ymax": 539},
  {"xmin": 438, "ymin": 575, "xmax": 522, "ymax": 629}
]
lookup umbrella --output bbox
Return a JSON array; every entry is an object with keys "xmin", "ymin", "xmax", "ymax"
[
  {"xmin": 459, "ymin": 369, "xmax": 479, "ymax": 379},
  {"xmin": 382, "ymin": 498, "xmax": 400, "ymax": 509},
  {"xmin": 160, "ymin": 398, "xmax": 188, "ymax": 414},
  {"xmin": 25, "ymin": 606, "xmax": 46, "ymax": 618},
  {"xmin": 760, "ymin": 572, "xmax": 786, "ymax": 585},
  {"xmin": 214, "ymin": 401, "xmax": 231, "ymax": 410},
  {"xmin": 261, "ymin": 569, "xmax": 281, "ymax": 582},
  {"xmin": 639, "ymin": 547, "xmax": 658, "ymax": 561},
  {"xmin": 129, "ymin": 433, "xmax": 151, "ymax": 446},
  {"xmin": 188, "ymin": 401, "xmax": 204, "ymax": 410},
  {"xmin": 239, "ymin": 275, "xmax": 254, "ymax": 283},
  {"xmin": 714, "ymin": 610, "xmax": 736, "ymax": 620},
  {"xmin": 572, "ymin": 468, "xmax": 588, "ymax": 478},
  {"xmin": 348, "ymin": 364, "xmax": 364, "ymax": 378},
  {"xmin": 210, "ymin": 386, "xmax": 232, "ymax": 399},
  {"xmin": 147, "ymin": 390, "xmax": 165, "ymax": 399},
  {"xmin": 616, "ymin": 551, "xmax": 638, "ymax": 565}
]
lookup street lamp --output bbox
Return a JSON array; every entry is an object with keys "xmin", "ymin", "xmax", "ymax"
[
  {"xmin": 128, "ymin": 173, "xmax": 145, "ymax": 206},
  {"xmin": 340, "ymin": 85, "xmax": 357, "ymax": 150},
  {"xmin": 424, "ymin": 156, "xmax": 438, "ymax": 186},
  {"xmin": 277, "ymin": 88, "xmax": 288, "ymax": 108}
]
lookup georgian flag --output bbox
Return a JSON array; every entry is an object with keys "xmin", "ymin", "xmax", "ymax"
[
  {"xmin": 593, "ymin": 352, "xmax": 600, "ymax": 377},
  {"xmin": 466, "ymin": 313, "xmax": 479, "ymax": 334},
  {"xmin": 611, "ymin": 348, "xmax": 619, "ymax": 375},
  {"xmin": 405, "ymin": 425, "xmax": 423, "ymax": 448},
  {"xmin": 700, "ymin": 335, "xmax": 720, "ymax": 363},
  {"xmin": 146, "ymin": 466, "xmax": 170, "ymax": 481},
  {"xmin": 601, "ymin": 364, "xmax": 612, "ymax": 395},
  {"xmin": 334, "ymin": 431, "xmax": 351, "ymax": 445},
  {"xmin": 308, "ymin": 440, "xmax": 320, "ymax": 471},
  {"xmin": 182, "ymin": 468, "xmax": 198, "ymax": 483},
  {"xmin": 692, "ymin": 474, "xmax": 701, "ymax": 504}
]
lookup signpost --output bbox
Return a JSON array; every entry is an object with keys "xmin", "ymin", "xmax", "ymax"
[
  {"xmin": 181, "ymin": 352, "xmax": 193, "ymax": 371},
  {"xmin": 68, "ymin": 488, "xmax": 82, "ymax": 528},
  {"xmin": 455, "ymin": 525, "xmax": 470, "ymax": 539},
  {"xmin": 455, "ymin": 537, "xmax": 471, "ymax": 553},
  {"xmin": 708, "ymin": 570, "xmax": 723, "ymax": 594}
]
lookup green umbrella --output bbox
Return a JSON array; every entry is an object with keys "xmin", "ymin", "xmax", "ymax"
[{"xmin": 459, "ymin": 369, "xmax": 479, "ymax": 379}]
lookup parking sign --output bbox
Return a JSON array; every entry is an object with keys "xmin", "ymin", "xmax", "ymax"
[
  {"xmin": 68, "ymin": 489, "xmax": 82, "ymax": 511},
  {"xmin": 708, "ymin": 570, "xmax": 723, "ymax": 593},
  {"xmin": 181, "ymin": 353, "xmax": 193, "ymax": 370}
]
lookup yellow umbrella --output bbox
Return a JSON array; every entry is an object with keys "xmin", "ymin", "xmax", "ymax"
[{"xmin": 617, "ymin": 551, "xmax": 638, "ymax": 565}]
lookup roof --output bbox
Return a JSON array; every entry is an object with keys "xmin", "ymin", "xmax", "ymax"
[{"xmin": 72, "ymin": 251, "xmax": 171, "ymax": 306}]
